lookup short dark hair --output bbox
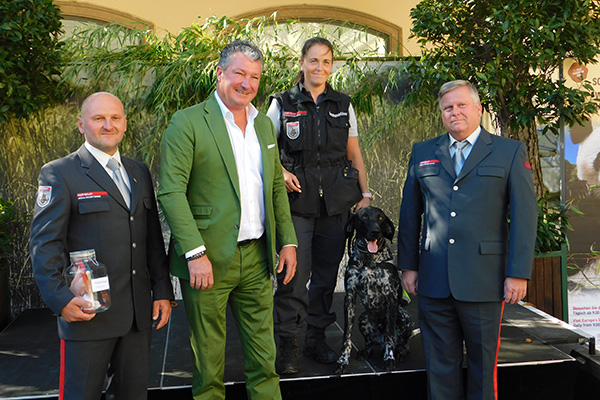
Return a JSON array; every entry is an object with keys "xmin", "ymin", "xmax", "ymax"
[{"xmin": 218, "ymin": 40, "xmax": 263, "ymax": 70}]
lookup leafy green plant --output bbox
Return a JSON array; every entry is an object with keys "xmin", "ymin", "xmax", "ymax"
[
  {"xmin": 0, "ymin": 198, "xmax": 36, "ymax": 314},
  {"xmin": 403, "ymin": 0, "xmax": 600, "ymax": 198},
  {"xmin": 59, "ymin": 16, "xmax": 392, "ymax": 166},
  {"xmin": 535, "ymin": 194, "xmax": 578, "ymax": 254},
  {"xmin": 2, "ymin": 16, "xmax": 416, "ymax": 313},
  {"xmin": 0, "ymin": 104, "xmax": 82, "ymax": 316},
  {"xmin": 0, "ymin": 0, "xmax": 63, "ymax": 122}
]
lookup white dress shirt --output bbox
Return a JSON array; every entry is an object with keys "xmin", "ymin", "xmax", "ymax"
[
  {"xmin": 214, "ymin": 91, "xmax": 265, "ymax": 242},
  {"xmin": 448, "ymin": 126, "xmax": 481, "ymax": 160},
  {"xmin": 185, "ymin": 94, "xmax": 266, "ymax": 259},
  {"xmin": 84, "ymin": 141, "xmax": 131, "ymax": 191},
  {"xmin": 185, "ymin": 94, "xmax": 296, "ymax": 259}
]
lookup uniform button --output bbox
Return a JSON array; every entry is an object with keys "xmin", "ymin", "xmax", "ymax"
[
  {"xmin": 130, "ymin": 216, "xmax": 134, "ymax": 221},
  {"xmin": 132, "ymin": 242, "xmax": 137, "ymax": 248},
  {"xmin": 450, "ymin": 212, "xmax": 457, "ymax": 217},
  {"xmin": 132, "ymin": 270, "xmax": 136, "ymax": 275},
  {"xmin": 234, "ymin": 224, "xmax": 240, "ymax": 230},
  {"xmin": 453, "ymin": 185, "xmax": 459, "ymax": 191},
  {"xmin": 449, "ymin": 238, "xmax": 455, "ymax": 244}
]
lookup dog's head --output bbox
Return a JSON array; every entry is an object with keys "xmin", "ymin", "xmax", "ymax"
[{"xmin": 345, "ymin": 206, "xmax": 395, "ymax": 254}]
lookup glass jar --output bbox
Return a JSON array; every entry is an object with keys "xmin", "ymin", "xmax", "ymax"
[{"xmin": 64, "ymin": 249, "xmax": 111, "ymax": 313}]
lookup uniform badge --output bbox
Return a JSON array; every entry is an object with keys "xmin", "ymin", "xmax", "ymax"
[
  {"xmin": 419, "ymin": 159, "xmax": 440, "ymax": 166},
  {"xmin": 77, "ymin": 192, "xmax": 108, "ymax": 200},
  {"xmin": 329, "ymin": 111, "xmax": 348, "ymax": 118},
  {"xmin": 286, "ymin": 121, "xmax": 300, "ymax": 140},
  {"xmin": 36, "ymin": 186, "xmax": 52, "ymax": 208}
]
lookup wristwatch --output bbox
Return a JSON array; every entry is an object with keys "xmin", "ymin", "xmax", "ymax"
[
  {"xmin": 186, "ymin": 249, "xmax": 206, "ymax": 261},
  {"xmin": 362, "ymin": 192, "xmax": 373, "ymax": 199}
]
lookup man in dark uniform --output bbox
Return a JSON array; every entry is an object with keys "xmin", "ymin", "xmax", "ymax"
[
  {"xmin": 398, "ymin": 80, "xmax": 537, "ymax": 400},
  {"xmin": 30, "ymin": 92, "xmax": 173, "ymax": 399}
]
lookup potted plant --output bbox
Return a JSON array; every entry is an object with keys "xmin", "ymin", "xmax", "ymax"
[{"xmin": 525, "ymin": 194, "xmax": 574, "ymax": 320}]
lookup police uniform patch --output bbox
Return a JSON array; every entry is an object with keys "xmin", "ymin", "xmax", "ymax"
[
  {"xmin": 37, "ymin": 186, "xmax": 52, "ymax": 208},
  {"xmin": 286, "ymin": 121, "xmax": 300, "ymax": 140}
]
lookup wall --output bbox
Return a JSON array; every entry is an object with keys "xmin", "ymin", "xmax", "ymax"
[{"xmin": 54, "ymin": 0, "xmax": 421, "ymax": 55}]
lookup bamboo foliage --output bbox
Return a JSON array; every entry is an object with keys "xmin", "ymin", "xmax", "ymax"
[
  {"xmin": 59, "ymin": 16, "xmax": 395, "ymax": 165},
  {"xmin": 2, "ymin": 16, "xmax": 446, "ymax": 315}
]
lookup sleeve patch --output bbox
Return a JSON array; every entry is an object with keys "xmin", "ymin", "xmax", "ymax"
[{"xmin": 36, "ymin": 186, "xmax": 52, "ymax": 208}]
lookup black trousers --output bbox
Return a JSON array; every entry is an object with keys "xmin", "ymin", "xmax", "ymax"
[
  {"xmin": 418, "ymin": 295, "xmax": 504, "ymax": 400},
  {"xmin": 274, "ymin": 211, "xmax": 348, "ymax": 336},
  {"xmin": 60, "ymin": 325, "xmax": 152, "ymax": 400}
]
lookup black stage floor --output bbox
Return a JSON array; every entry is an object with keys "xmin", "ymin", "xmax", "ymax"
[{"xmin": 1, "ymin": 293, "xmax": 598, "ymax": 400}]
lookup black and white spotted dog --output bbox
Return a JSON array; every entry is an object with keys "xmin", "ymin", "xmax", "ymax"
[{"xmin": 336, "ymin": 206, "xmax": 413, "ymax": 374}]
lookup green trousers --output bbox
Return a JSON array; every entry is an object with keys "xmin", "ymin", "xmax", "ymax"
[{"xmin": 181, "ymin": 238, "xmax": 281, "ymax": 400}]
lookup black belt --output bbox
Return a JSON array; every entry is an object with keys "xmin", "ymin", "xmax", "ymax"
[{"xmin": 237, "ymin": 238, "xmax": 258, "ymax": 247}]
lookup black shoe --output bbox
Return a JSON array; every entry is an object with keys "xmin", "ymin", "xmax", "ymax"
[
  {"xmin": 303, "ymin": 325, "xmax": 337, "ymax": 364},
  {"xmin": 276, "ymin": 335, "xmax": 299, "ymax": 375}
]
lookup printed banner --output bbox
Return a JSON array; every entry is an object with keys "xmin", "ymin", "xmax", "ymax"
[{"xmin": 564, "ymin": 59, "xmax": 600, "ymax": 347}]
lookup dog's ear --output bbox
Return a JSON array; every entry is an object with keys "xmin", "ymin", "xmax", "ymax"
[
  {"xmin": 383, "ymin": 215, "xmax": 395, "ymax": 240},
  {"xmin": 345, "ymin": 213, "xmax": 359, "ymax": 238}
]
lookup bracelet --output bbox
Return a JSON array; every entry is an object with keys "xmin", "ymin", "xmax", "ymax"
[
  {"xmin": 186, "ymin": 250, "xmax": 206, "ymax": 261},
  {"xmin": 362, "ymin": 192, "xmax": 372, "ymax": 199}
]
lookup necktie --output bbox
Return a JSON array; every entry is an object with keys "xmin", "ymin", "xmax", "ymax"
[
  {"xmin": 453, "ymin": 141, "xmax": 467, "ymax": 176},
  {"xmin": 106, "ymin": 158, "xmax": 131, "ymax": 209}
]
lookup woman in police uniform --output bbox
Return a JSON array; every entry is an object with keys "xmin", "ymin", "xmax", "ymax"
[{"xmin": 267, "ymin": 37, "xmax": 371, "ymax": 375}]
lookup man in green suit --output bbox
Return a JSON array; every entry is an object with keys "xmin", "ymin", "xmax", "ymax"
[{"xmin": 158, "ymin": 41, "xmax": 298, "ymax": 400}]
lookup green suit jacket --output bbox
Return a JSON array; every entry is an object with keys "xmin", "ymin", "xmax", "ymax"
[{"xmin": 158, "ymin": 94, "xmax": 297, "ymax": 282}]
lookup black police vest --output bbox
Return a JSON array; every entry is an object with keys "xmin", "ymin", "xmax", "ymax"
[{"xmin": 271, "ymin": 84, "xmax": 362, "ymax": 217}]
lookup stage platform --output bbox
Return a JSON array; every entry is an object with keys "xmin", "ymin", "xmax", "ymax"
[{"xmin": 1, "ymin": 293, "xmax": 598, "ymax": 399}]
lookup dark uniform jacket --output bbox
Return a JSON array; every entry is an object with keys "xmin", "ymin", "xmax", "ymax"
[
  {"xmin": 30, "ymin": 145, "xmax": 173, "ymax": 341},
  {"xmin": 398, "ymin": 128, "xmax": 538, "ymax": 301}
]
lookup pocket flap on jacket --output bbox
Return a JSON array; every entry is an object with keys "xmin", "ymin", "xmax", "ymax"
[
  {"xmin": 480, "ymin": 241, "xmax": 506, "ymax": 254},
  {"xmin": 417, "ymin": 166, "xmax": 440, "ymax": 178},
  {"xmin": 190, "ymin": 205, "xmax": 212, "ymax": 217},
  {"xmin": 326, "ymin": 113, "xmax": 350, "ymax": 128},
  {"xmin": 78, "ymin": 199, "xmax": 110, "ymax": 214},
  {"xmin": 343, "ymin": 166, "xmax": 359, "ymax": 180},
  {"xmin": 477, "ymin": 166, "xmax": 505, "ymax": 178}
]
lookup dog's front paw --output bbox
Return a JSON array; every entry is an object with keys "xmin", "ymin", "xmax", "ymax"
[
  {"xmin": 384, "ymin": 358, "xmax": 396, "ymax": 371},
  {"xmin": 335, "ymin": 361, "xmax": 348, "ymax": 375}
]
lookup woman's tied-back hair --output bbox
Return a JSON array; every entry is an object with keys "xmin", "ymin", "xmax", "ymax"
[{"xmin": 295, "ymin": 37, "xmax": 334, "ymax": 84}]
